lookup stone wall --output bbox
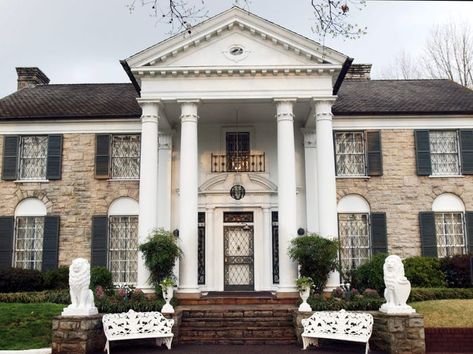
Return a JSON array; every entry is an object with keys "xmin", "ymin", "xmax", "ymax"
[
  {"xmin": 0, "ymin": 134, "xmax": 139, "ymax": 265},
  {"xmin": 336, "ymin": 129, "xmax": 473, "ymax": 258}
]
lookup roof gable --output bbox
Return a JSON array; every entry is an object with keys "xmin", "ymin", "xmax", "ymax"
[{"xmin": 125, "ymin": 7, "xmax": 347, "ymax": 69}]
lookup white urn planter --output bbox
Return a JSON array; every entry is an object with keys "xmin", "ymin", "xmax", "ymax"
[
  {"xmin": 161, "ymin": 285, "xmax": 175, "ymax": 314},
  {"xmin": 298, "ymin": 285, "xmax": 312, "ymax": 312}
]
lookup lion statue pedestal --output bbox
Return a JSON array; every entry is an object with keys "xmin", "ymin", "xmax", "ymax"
[
  {"xmin": 61, "ymin": 258, "xmax": 98, "ymax": 316},
  {"xmin": 379, "ymin": 255, "xmax": 415, "ymax": 315}
]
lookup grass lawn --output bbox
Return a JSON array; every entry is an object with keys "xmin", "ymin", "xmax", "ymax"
[
  {"xmin": 0, "ymin": 302, "xmax": 64, "ymax": 350},
  {"xmin": 411, "ymin": 299, "xmax": 473, "ymax": 328}
]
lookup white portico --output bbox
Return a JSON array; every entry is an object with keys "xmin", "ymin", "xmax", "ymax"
[{"xmin": 123, "ymin": 7, "xmax": 348, "ymax": 296}]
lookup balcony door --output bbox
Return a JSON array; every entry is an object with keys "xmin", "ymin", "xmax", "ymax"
[{"xmin": 226, "ymin": 132, "xmax": 250, "ymax": 172}]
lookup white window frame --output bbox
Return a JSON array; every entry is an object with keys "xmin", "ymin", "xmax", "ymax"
[
  {"xmin": 13, "ymin": 198, "xmax": 47, "ymax": 270},
  {"xmin": 429, "ymin": 130, "xmax": 461, "ymax": 176},
  {"xmin": 110, "ymin": 134, "xmax": 141, "ymax": 180},
  {"xmin": 338, "ymin": 213, "xmax": 371, "ymax": 273},
  {"xmin": 18, "ymin": 135, "xmax": 48, "ymax": 180},
  {"xmin": 335, "ymin": 131, "xmax": 367, "ymax": 177}
]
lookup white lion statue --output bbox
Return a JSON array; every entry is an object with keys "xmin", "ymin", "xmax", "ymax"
[
  {"xmin": 61, "ymin": 258, "xmax": 98, "ymax": 316},
  {"xmin": 379, "ymin": 255, "xmax": 415, "ymax": 314}
]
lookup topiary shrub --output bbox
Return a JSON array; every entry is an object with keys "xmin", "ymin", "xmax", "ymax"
[
  {"xmin": 403, "ymin": 256, "xmax": 446, "ymax": 288},
  {"xmin": 90, "ymin": 267, "xmax": 114, "ymax": 291},
  {"xmin": 288, "ymin": 234, "xmax": 338, "ymax": 293},
  {"xmin": 0, "ymin": 268, "xmax": 44, "ymax": 293},
  {"xmin": 139, "ymin": 228, "xmax": 182, "ymax": 291},
  {"xmin": 350, "ymin": 253, "xmax": 387, "ymax": 294},
  {"xmin": 43, "ymin": 266, "xmax": 69, "ymax": 290},
  {"xmin": 440, "ymin": 254, "xmax": 472, "ymax": 288}
]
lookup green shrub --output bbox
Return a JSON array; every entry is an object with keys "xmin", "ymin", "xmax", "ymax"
[
  {"xmin": 441, "ymin": 255, "xmax": 472, "ymax": 288},
  {"xmin": 288, "ymin": 234, "xmax": 339, "ymax": 293},
  {"xmin": 42, "ymin": 266, "xmax": 69, "ymax": 290},
  {"xmin": 409, "ymin": 287, "xmax": 473, "ymax": 302},
  {"xmin": 90, "ymin": 267, "xmax": 114, "ymax": 291},
  {"xmin": 139, "ymin": 229, "xmax": 182, "ymax": 290},
  {"xmin": 307, "ymin": 294, "xmax": 384, "ymax": 311},
  {"xmin": 0, "ymin": 290, "xmax": 70, "ymax": 304},
  {"xmin": 403, "ymin": 256, "xmax": 446, "ymax": 288},
  {"xmin": 0, "ymin": 268, "xmax": 44, "ymax": 293},
  {"xmin": 350, "ymin": 253, "xmax": 387, "ymax": 293}
]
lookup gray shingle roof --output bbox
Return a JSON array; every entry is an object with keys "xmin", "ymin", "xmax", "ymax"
[
  {"xmin": 333, "ymin": 79, "xmax": 473, "ymax": 116},
  {"xmin": 0, "ymin": 79, "xmax": 472, "ymax": 120},
  {"xmin": 0, "ymin": 83, "xmax": 141, "ymax": 120}
]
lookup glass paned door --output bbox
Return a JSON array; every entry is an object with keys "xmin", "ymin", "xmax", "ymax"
[{"xmin": 224, "ymin": 223, "xmax": 254, "ymax": 291}]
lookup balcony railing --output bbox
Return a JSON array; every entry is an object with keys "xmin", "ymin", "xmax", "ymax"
[{"xmin": 211, "ymin": 153, "xmax": 265, "ymax": 173}]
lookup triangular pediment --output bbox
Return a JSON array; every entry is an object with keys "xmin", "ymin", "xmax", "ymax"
[{"xmin": 125, "ymin": 7, "xmax": 348, "ymax": 70}]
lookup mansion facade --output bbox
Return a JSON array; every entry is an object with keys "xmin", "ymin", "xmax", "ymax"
[{"xmin": 1, "ymin": 7, "xmax": 473, "ymax": 296}]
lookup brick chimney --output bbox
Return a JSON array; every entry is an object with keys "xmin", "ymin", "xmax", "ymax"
[
  {"xmin": 16, "ymin": 67, "xmax": 50, "ymax": 90},
  {"xmin": 345, "ymin": 64, "xmax": 372, "ymax": 80}
]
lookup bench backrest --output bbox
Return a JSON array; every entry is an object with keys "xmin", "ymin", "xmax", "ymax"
[
  {"xmin": 102, "ymin": 309, "xmax": 174, "ymax": 339},
  {"xmin": 301, "ymin": 309, "xmax": 373, "ymax": 341}
]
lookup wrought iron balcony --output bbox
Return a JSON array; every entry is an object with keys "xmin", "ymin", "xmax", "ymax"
[{"xmin": 211, "ymin": 153, "xmax": 265, "ymax": 173}]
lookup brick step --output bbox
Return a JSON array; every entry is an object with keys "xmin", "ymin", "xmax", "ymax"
[
  {"xmin": 180, "ymin": 320, "xmax": 293, "ymax": 328},
  {"xmin": 181, "ymin": 310, "xmax": 295, "ymax": 319},
  {"xmin": 182, "ymin": 314, "xmax": 293, "ymax": 321},
  {"xmin": 179, "ymin": 328, "xmax": 296, "ymax": 337},
  {"xmin": 180, "ymin": 298, "xmax": 298, "ymax": 305},
  {"xmin": 179, "ymin": 337, "xmax": 297, "ymax": 345}
]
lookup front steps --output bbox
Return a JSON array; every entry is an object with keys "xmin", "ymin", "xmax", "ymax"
[
  {"xmin": 178, "ymin": 304, "xmax": 298, "ymax": 344},
  {"xmin": 179, "ymin": 291, "xmax": 298, "ymax": 306}
]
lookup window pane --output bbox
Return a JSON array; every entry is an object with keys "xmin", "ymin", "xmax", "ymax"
[
  {"xmin": 435, "ymin": 212, "xmax": 466, "ymax": 257},
  {"xmin": 335, "ymin": 132, "xmax": 366, "ymax": 176},
  {"xmin": 338, "ymin": 213, "xmax": 370, "ymax": 273},
  {"xmin": 108, "ymin": 216, "xmax": 138, "ymax": 284},
  {"xmin": 15, "ymin": 216, "xmax": 45, "ymax": 270},
  {"xmin": 19, "ymin": 136, "xmax": 48, "ymax": 180},
  {"xmin": 111, "ymin": 135, "xmax": 140, "ymax": 179},
  {"xmin": 430, "ymin": 131, "xmax": 460, "ymax": 175}
]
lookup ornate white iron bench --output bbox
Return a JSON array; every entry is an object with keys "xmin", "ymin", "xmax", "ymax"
[
  {"xmin": 102, "ymin": 309, "xmax": 174, "ymax": 353},
  {"xmin": 301, "ymin": 309, "xmax": 374, "ymax": 354}
]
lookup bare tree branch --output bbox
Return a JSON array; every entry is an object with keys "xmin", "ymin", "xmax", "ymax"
[{"xmin": 378, "ymin": 50, "xmax": 422, "ymax": 80}]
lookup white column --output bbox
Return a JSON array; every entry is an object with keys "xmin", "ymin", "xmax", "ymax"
[
  {"xmin": 137, "ymin": 101, "xmax": 160, "ymax": 290},
  {"xmin": 315, "ymin": 99, "xmax": 340, "ymax": 289},
  {"xmin": 178, "ymin": 101, "xmax": 200, "ymax": 295},
  {"xmin": 303, "ymin": 129, "xmax": 318, "ymax": 233},
  {"xmin": 205, "ymin": 207, "xmax": 214, "ymax": 290},
  {"xmin": 262, "ymin": 206, "xmax": 273, "ymax": 290},
  {"xmin": 157, "ymin": 133, "xmax": 172, "ymax": 230},
  {"xmin": 275, "ymin": 99, "xmax": 298, "ymax": 294}
]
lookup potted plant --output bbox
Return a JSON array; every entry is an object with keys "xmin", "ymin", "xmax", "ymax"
[
  {"xmin": 296, "ymin": 276, "xmax": 314, "ymax": 312},
  {"xmin": 160, "ymin": 277, "xmax": 176, "ymax": 314}
]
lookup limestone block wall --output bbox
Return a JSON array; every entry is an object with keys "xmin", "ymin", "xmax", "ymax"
[
  {"xmin": 0, "ymin": 134, "xmax": 139, "ymax": 265},
  {"xmin": 336, "ymin": 129, "xmax": 473, "ymax": 257}
]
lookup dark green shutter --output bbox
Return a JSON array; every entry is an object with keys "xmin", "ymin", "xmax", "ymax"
[
  {"xmin": 0, "ymin": 217, "xmax": 14, "ymax": 269},
  {"xmin": 46, "ymin": 135, "xmax": 63, "ymax": 180},
  {"xmin": 91, "ymin": 216, "xmax": 108, "ymax": 267},
  {"xmin": 2, "ymin": 136, "xmax": 19, "ymax": 180},
  {"xmin": 371, "ymin": 213, "xmax": 387, "ymax": 254},
  {"xmin": 95, "ymin": 135, "xmax": 110, "ymax": 179},
  {"xmin": 367, "ymin": 131, "xmax": 383, "ymax": 176},
  {"xmin": 460, "ymin": 130, "xmax": 473, "ymax": 175},
  {"xmin": 419, "ymin": 212, "xmax": 437, "ymax": 257},
  {"xmin": 465, "ymin": 212, "xmax": 473, "ymax": 255},
  {"xmin": 415, "ymin": 130, "xmax": 432, "ymax": 176},
  {"xmin": 42, "ymin": 216, "xmax": 60, "ymax": 271}
]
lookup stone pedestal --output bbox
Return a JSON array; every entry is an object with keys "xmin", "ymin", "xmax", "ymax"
[
  {"xmin": 371, "ymin": 312, "xmax": 425, "ymax": 354},
  {"xmin": 52, "ymin": 314, "xmax": 105, "ymax": 354}
]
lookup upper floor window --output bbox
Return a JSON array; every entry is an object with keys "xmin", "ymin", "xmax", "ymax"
[
  {"xmin": 334, "ymin": 131, "xmax": 382, "ymax": 177},
  {"xmin": 415, "ymin": 129, "xmax": 473, "ymax": 176},
  {"xmin": 2, "ymin": 135, "xmax": 63, "ymax": 181},
  {"xmin": 429, "ymin": 130, "xmax": 460, "ymax": 176},
  {"xmin": 95, "ymin": 134, "xmax": 140, "ymax": 180}
]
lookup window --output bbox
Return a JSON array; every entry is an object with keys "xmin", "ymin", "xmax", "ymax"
[
  {"xmin": 111, "ymin": 135, "xmax": 140, "ymax": 179},
  {"xmin": 107, "ymin": 197, "xmax": 139, "ymax": 284},
  {"xmin": 335, "ymin": 132, "xmax": 366, "ymax": 176},
  {"xmin": 95, "ymin": 134, "xmax": 140, "ymax": 179},
  {"xmin": 19, "ymin": 136, "xmax": 48, "ymax": 180},
  {"xmin": 13, "ymin": 198, "xmax": 47, "ymax": 270},
  {"xmin": 434, "ymin": 213, "xmax": 466, "ymax": 257},
  {"xmin": 337, "ymin": 195, "xmax": 387, "ymax": 275},
  {"xmin": 226, "ymin": 132, "xmax": 250, "ymax": 172},
  {"xmin": 430, "ymin": 130, "xmax": 460, "ymax": 176},
  {"xmin": 334, "ymin": 131, "xmax": 383, "ymax": 177}
]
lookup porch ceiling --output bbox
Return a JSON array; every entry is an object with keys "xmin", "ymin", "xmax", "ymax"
[{"xmin": 162, "ymin": 100, "xmax": 311, "ymax": 126}]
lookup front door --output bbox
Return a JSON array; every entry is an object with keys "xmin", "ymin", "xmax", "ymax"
[{"xmin": 223, "ymin": 212, "xmax": 254, "ymax": 291}]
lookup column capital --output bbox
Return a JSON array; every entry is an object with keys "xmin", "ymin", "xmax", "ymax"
[
  {"xmin": 138, "ymin": 99, "xmax": 160, "ymax": 123},
  {"xmin": 179, "ymin": 100, "xmax": 199, "ymax": 123},
  {"xmin": 313, "ymin": 99, "xmax": 335, "ymax": 122},
  {"xmin": 301, "ymin": 128, "xmax": 316, "ymax": 148},
  {"xmin": 158, "ymin": 133, "xmax": 173, "ymax": 150},
  {"xmin": 275, "ymin": 99, "xmax": 295, "ymax": 122}
]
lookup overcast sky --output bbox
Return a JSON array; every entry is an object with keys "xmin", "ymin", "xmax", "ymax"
[{"xmin": 0, "ymin": 0, "xmax": 472, "ymax": 98}]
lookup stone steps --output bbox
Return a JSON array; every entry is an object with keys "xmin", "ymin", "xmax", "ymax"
[{"xmin": 178, "ymin": 305, "xmax": 297, "ymax": 344}]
